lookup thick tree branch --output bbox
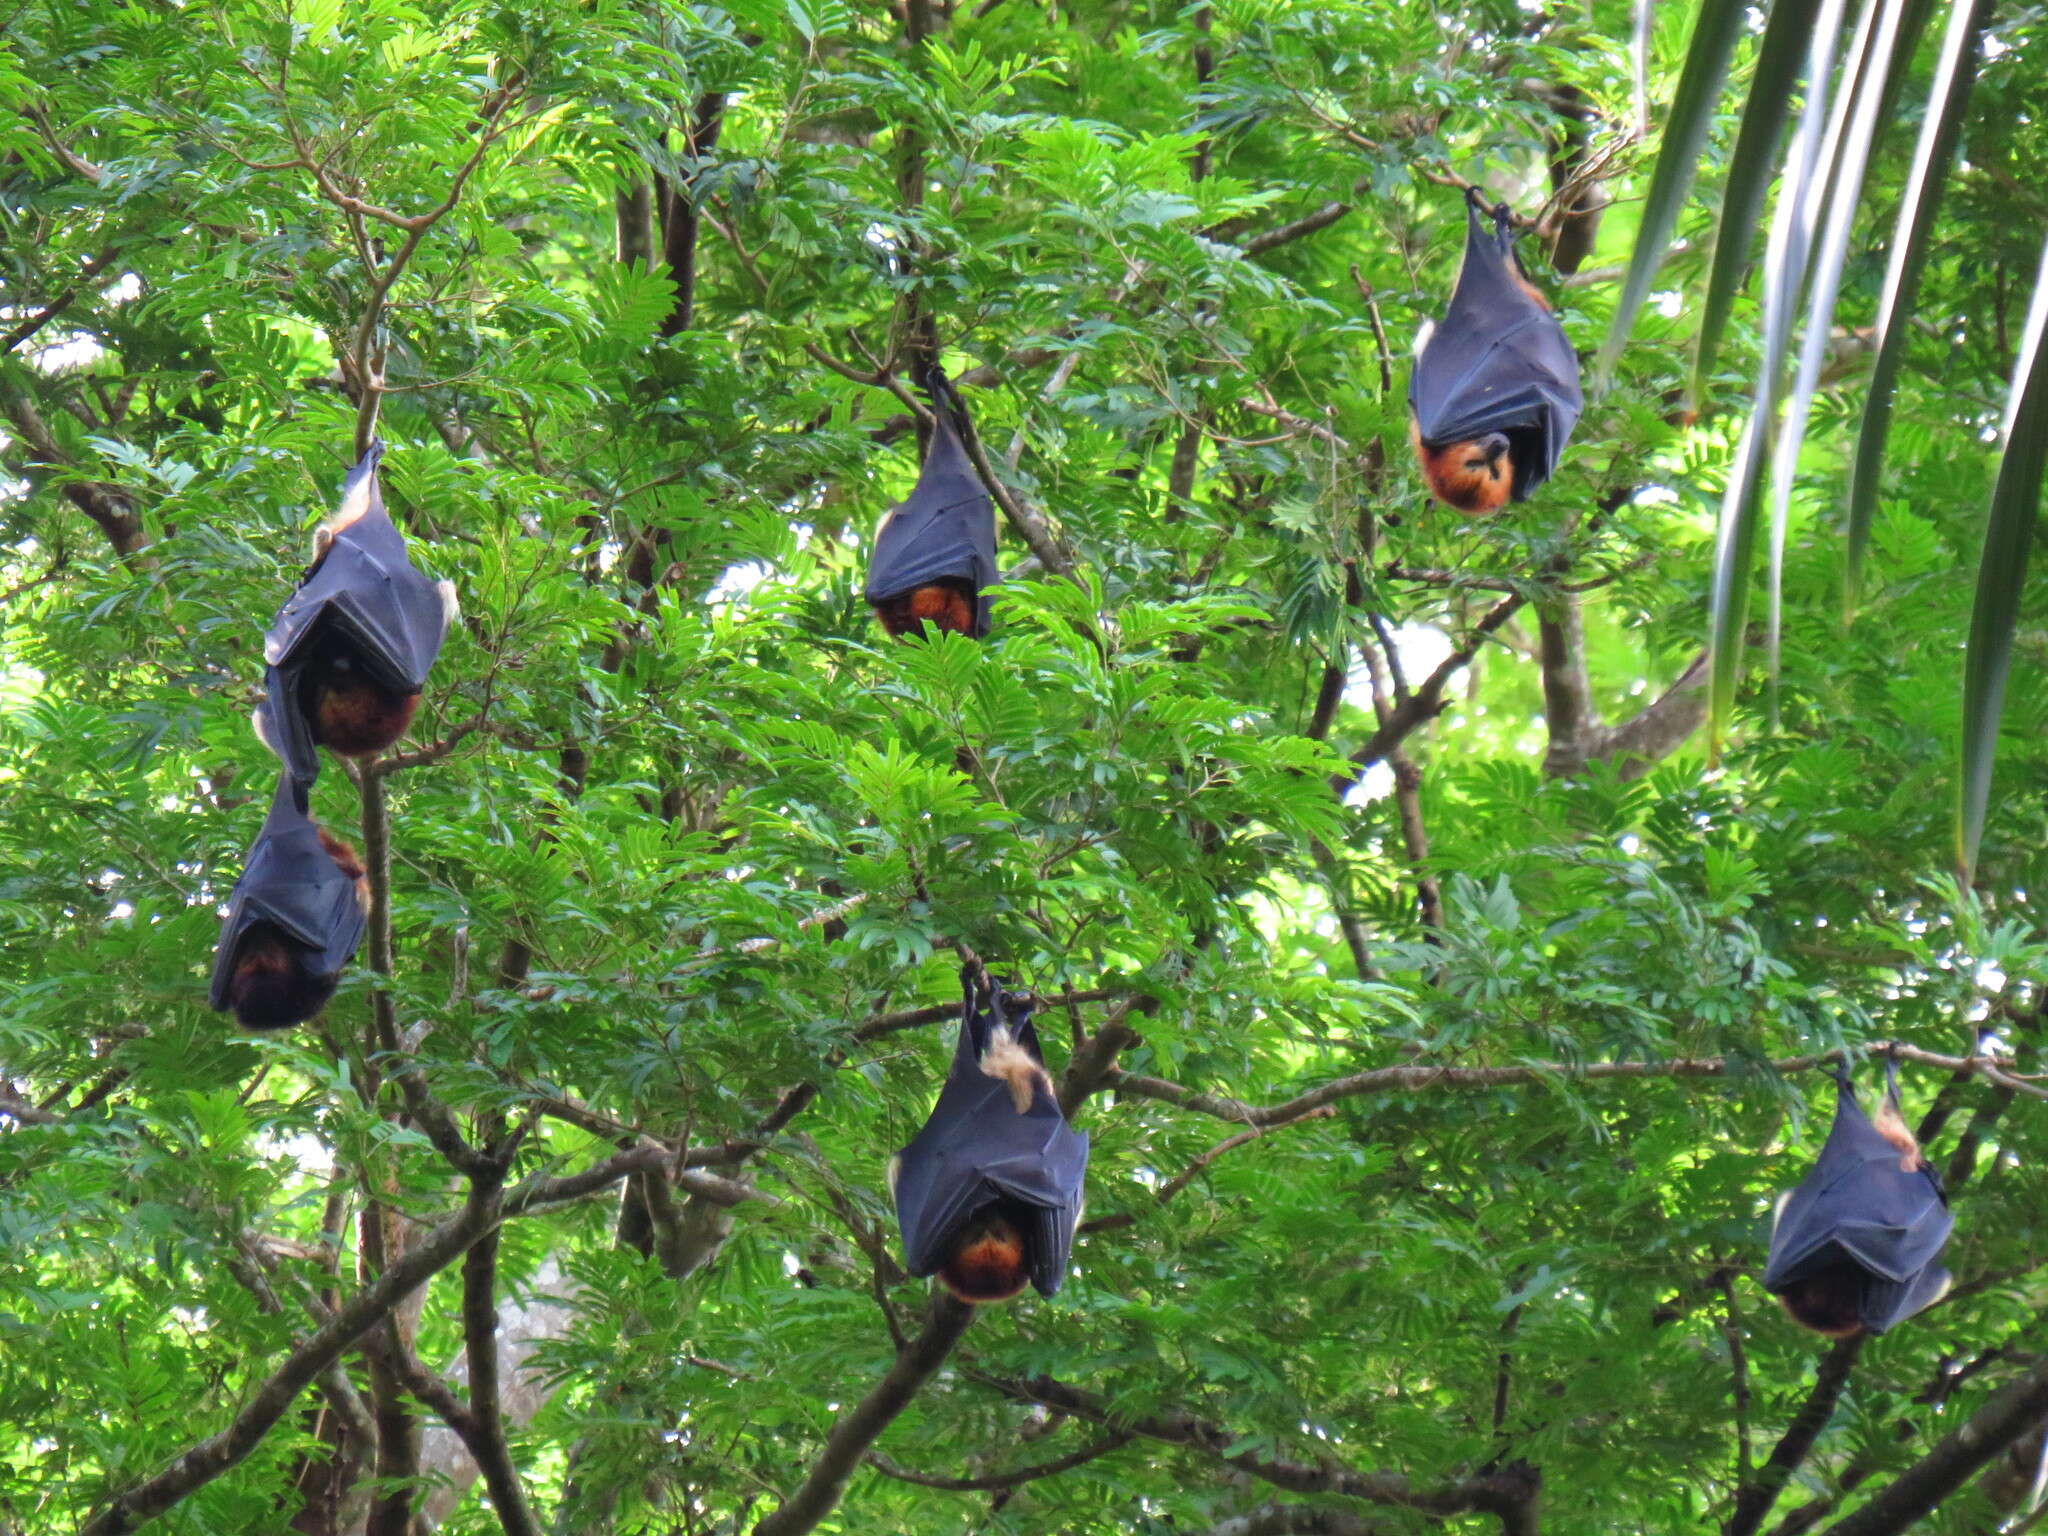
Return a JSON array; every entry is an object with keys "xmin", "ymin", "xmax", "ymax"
[
  {"xmin": 1243, "ymin": 201, "xmax": 1352, "ymax": 256},
  {"xmin": 1725, "ymin": 1337, "xmax": 1865, "ymax": 1536},
  {"xmin": 751, "ymin": 1293, "xmax": 977, "ymax": 1536},
  {"xmin": 986, "ymin": 1374, "xmax": 1540, "ymax": 1532},
  {"xmin": 1111, "ymin": 1043, "xmax": 2046, "ymax": 1131},
  {"xmin": 864, "ymin": 1430, "xmax": 1132, "ymax": 1491},
  {"xmin": 1821, "ymin": 1354, "xmax": 2048, "ymax": 1535},
  {"xmin": 79, "ymin": 1180, "xmax": 505, "ymax": 1536},
  {"xmin": 0, "ymin": 371, "xmax": 145, "ymax": 556}
]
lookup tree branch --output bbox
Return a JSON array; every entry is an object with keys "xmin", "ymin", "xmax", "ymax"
[
  {"xmin": 79, "ymin": 1180, "xmax": 505, "ymax": 1536},
  {"xmin": 1725, "ymin": 1336, "xmax": 1865, "ymax": 1536},
  {"xmin": 864, "ymin": 1430, "xmax": 1132, "ymax": 1491},
  {"xmin": 1111, "ymin": 1043, "xmax": 2047, "ymax": 1132},
  {"xmin": 985, "ymin": 1373, "xmax": 1540, "ymax": 1532},
  {"xmin": 751, "ymin": 1293, "xmax": 977, "ymax": 1536},
  {"xmin": 1820, "ymin": 1354, "xmax": 2048, "ymax": 1535}
]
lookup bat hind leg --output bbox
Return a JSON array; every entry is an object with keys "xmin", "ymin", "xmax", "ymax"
[
  {"xmin": 301, "ymin": 646, "xmax": 421, "ymax": 758},
  {"xmin": 1775, "ymin": 1264, "xmax": 1867, "ymax": 1338},
  {"xmin": 937, "ymin": 1209, "xmax": 1032, "ymax": 1304},
  {"xmin": 225, "ymin": 923, "xmax": 338, "ymax": 1030},
  {"xmin": 874, "ymin": 580, "xmax": 978, "ymax": 640}
]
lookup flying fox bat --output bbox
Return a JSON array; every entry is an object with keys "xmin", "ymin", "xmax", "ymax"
[
  {"xmin": 1763, "ymin": 1062, "xmax": 1953, "ymax": 1337},
  {"xmin": 209, "ymin": 774, "xmax": 371, "ymax": 1029},
  {"xmin": 1408, "ymin": 188, "xmax": 1582, "ymax": 514},
  {"xmin": 865, "ymin": 368, "xmax": 998, "ymax": 640},
  {"xmin": 254, "ymin": 443, "xmax": 459, "ymax": 782},
  {"xmin": 888, "ymin": 972, "xmax": 1088, "ymax": 1302}
]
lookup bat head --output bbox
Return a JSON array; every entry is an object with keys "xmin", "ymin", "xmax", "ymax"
[
  {"xmin": 937, "ymin": 1207, "xmax": 1033, "ymax": 1304},
  {"xmin": 222, "ymin": 922, "xmax": 342, "ymax": 1030},
  {"xmin": 1774, "ymin": 1263, "xmax": 1867, "ymax": 1338}
]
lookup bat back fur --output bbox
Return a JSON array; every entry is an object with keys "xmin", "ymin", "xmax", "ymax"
[{"xmin": 980, "ymin": 1027, "xmax": 1051, "ymax": 1114}]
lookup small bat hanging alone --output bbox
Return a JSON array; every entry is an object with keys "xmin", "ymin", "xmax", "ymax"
[
  {"xmin": 209, "ymin": 774, "xmax": 371, "ymax": 1030},
  {"xmin": 865, "ymin": 367, "xmax": 998, "ymax": 640},
  {"xmin": 255, "ymin": 442, "xmax": 459, "ymax": 782},
  {"xmin": 1763, "ymin": 1061, "xmax": 1954, "ymax": 1338},
  {"xmin": 1408, "ymin": 187, "xmax": 1583, "ymax": 515},
  {"xmin": 888, "ymin": 971, "xmax": 1089, "ymax": 1303}
]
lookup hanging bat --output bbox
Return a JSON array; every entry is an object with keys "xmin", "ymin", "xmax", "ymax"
[
  {"xmin": 209, "ymin": 774, "xmax": 371, "ymax": 1029},
  {"xmin": 865, "ymin": 367, "xmax": 998, "ymax": 640},
  {"xmin": 1409, "ymin": 187, "xmax": 1582, "ymax": 515},
  {"xmin": 888, "ymin": 971, "xmax": 1088, "ymax": 1303},
  {"xmin": 1763, "ymin": 1062, "xmax": 1953, "ymax": 1337},
  {"xmin": 254, "ymin": 442, "xmax": 459, "ymax": 782}
]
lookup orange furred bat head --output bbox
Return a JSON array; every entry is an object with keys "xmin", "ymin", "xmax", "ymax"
[
  {"xmin": 1410, "ymin": 420, "xmax": 1513, "ymax": 516},
  {"xmin": 874, "ymin": 580, "xmax": 977, "ymax": 639},
  {"xmin": 302, "ymin": 649, "xmax": 421, "ymax": 758},
  {"xmin": 937, "ymin": 1212, "xmax": 1032, "ymax": 1304},
  {"xmin": 225, "ymin": 924, "xmax": 340, "ymax": 1030},
  {"xmin": 1776, "ymin": 1263, "xmax": 1867, "ymax": 1338}
]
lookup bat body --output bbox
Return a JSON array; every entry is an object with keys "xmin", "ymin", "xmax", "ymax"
[
  {"xmin": 209, "ymin": 775, "xmax": 371, "ymax": 1029},
  {"xmin": 1763, "ymin": 1065, "xmax": 1953, "ymax": 1337},
  {"xmin": 866, "ymin": 370, "xmax": 997, "ymax": 640},
  {"xmin": 1409, "ymin": 190, "xmax": 1582, "ymax": 513},
  {"xmin": 257, "ymin": 444, "xmax": 457, "ymax": 781},
  {"xmin": 889, "ymin": 973, "xmax": 1088, "ymax": 1303}
]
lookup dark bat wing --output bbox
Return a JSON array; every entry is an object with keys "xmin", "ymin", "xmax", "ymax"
[
  {"xmin": 1409, "ymin": 199, "xmax": 1583, "ymax": 500},
  {"xmin": 1764, "ymin": 1073, "xmax": 1953, "ymax": 1333},
  {"xmin": 863, "ymin": 377, "xmax": 998, "ymax": 637},
  {"xmin": 259, "ymin": 446, "xmax": 452, "ymax": 780},
  {"xmin": 892, "ymin": 978, "xmax": 1090, "ymax": 1296},
  {"xmin": 207, "ymin": 775, "xmax": 367, "ymax": 1010}
]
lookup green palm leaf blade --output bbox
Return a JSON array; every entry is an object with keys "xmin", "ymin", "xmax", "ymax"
[
  {"xmin": 1691, "ymin": 0, "xmax": 1829, "ymax": 407},
  {"xmin": 1845, "ymin": 0, "xmax": 1991, "ymax": 615},
  {"xmin": 1595, "ymin": 0, "xmax": 1750, "ymax": 388},
  {"xmin": 1958, "ymin": 237, "xmax": 2048, "ymax": 879},
  {"xmin": 1765, "ymin": 0, "xmax": 1916, "ymax": 700}
]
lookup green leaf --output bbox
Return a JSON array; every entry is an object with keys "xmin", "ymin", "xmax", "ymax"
[
  {"xmin": 1597, "ymin": 0, "xmax": 1749, "ymax": 386},
  {"xmin": 1845, "ymin": 0, "xmax": 1989, "ymax": 612},
  {"xmin": 1958, "ymin": 236, "xmax": 2048, "ymax": 877},
  {"xmin": 1691, "ymin": 0, "xmax": 1827, "ymax": 405}
]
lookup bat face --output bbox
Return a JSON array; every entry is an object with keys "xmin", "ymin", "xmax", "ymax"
[
  {"xmin": 1408, "ymin": 194, "xmax": 1582, "ymax": 511},
  {"xmin": 890, "ymin": 972, "xmax": 1090, "ymax": 1302},
  {"xmin": 209, "ymin": 776, "xmax": 369, "ymax": 1029},
  {"xmin": 873, "ymin": 579, "xmax": 979, "ymax": 639},
  {"xmin": 937, "ymin": 1209, "xmax": 1033, "ymax": 1304},
  {"xmin": 1763, "ymin": 1069, "xmax": 1953, "ymax": 1337},
  {"xmin": 865, "ymin": 374, "xmax": 998, "ymax": 641},
  {"xmin": 258, "ymin": 445, "xmax": 453, "ymax": 780},
  {"xmin": 223, "ymin": 923, "xmax": 342, "ymax": 1030}
]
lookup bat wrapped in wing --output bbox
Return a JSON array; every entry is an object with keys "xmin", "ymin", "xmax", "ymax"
[
  {"xmin": 1763, "ymin": 1062, "xmax": 1953, "ymax": 1337},
  {"xmin": 865, "ymin": 368, "xmax": 998, "ymax": 640},
  {"xmin": 209, "ymin": 773, "xmax": 370, "ymax": 1029},
  {"xmin": 889, "ymin": 971, "xmax": 1089, "ymax": 1302},
  {"xmin": 255, "ymin": 442, "xmax": 458, "ymax": 782},
  {"xmin": 1409, "ymin": 188, "xmax": 1583, "ymax": 514}
]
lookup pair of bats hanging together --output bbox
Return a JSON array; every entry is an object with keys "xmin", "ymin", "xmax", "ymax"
[
  {"xmin": 212, "ymin": 444, "xmax": 457, "ymax": 1030},
  {"xmin": 1409, "ymin": 187, "xmax": 1583, "ymax": 515},
  {"xmin": 866, "ymin": 366, "xmax": 999, "ymax": 642},
  {"xmin": 890, "ymin": 971, "xmax": 1089, "ymax": 1303},
  {"xmin": 1763, "ymin": 1061, "xmax": 1953, "ymax": 1338}
]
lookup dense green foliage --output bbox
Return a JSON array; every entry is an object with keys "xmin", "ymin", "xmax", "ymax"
[{"xmin": 4, "ymin": 1, "xmax": 2048, "ymax": 1532}]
